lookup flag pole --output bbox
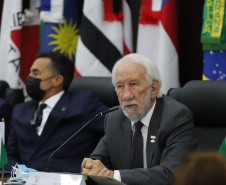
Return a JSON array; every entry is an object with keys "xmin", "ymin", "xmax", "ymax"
[
  {"xmin": 1, "ymin": 118, "xmax": 4, "ymax": 185},
  {"xmin": 1, "ymin": 166, "xmax": 4, "ymax": 185}
]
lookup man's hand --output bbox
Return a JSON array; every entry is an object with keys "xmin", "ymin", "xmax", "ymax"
[{"xmin": 81, "ymin": 158, "xmax": 114, "ymax": 177}]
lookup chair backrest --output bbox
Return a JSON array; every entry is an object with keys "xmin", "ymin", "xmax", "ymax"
[
  {"xmin": 0, "ymin": 80, "xmax": 25, "ymax": 107},
  {"xmin": 167, "ymin": 80, "xmax": 226, "ymax": 151},
  {"xmin": 68, "ymin": 77, "xmax": 119, "ymax": 107}
]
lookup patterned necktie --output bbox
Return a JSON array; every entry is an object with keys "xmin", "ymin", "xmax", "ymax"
[
  {"xmin": 131, "ymin": 121, "xmax": 144, "ymax": 168},
  {"xmin": 35, "ymin": 103, "xmax": 47, "ymax": 128}
]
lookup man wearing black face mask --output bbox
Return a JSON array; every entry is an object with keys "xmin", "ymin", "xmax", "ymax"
[
  {"xmin": 5, "ymin": 51, "xmax": 108, "ymax": 173},
  {"xmin": 26, "ymin": 74, "xmax": 58, "ymax": 101}
]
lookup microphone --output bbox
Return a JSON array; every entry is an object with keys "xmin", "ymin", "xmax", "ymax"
[{"xmin": 45, "ymin": 107, "xmax": 119, "ymax": 172}]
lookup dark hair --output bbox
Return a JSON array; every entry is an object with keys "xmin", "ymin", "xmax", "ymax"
[
  {"xmin": 174, "ymin": 151, "xmax": 226, "ymax": 185},
  {"xmin": 36, "ymin": 51, "xmax": 74, "ymax": 91}
]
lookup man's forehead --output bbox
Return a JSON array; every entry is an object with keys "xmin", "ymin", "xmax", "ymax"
[
  {"xmin": 31, "ymin": 58, "xmax": 51, "ymax": 72},
  {"xmin": 34, "ymin": 57, "xmax": 51, "ymax": 65},
  {"xmin": 116, "ymin": 78, "xmax": 140, "ymax": 84},
  {"xmin": 116, "ymin": 62, "xmax": 146, "ymax": 77}
]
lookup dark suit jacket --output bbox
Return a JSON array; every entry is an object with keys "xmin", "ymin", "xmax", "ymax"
[
  {"xmin": 6, "ymin": 90, "xmax": 108, "ymax": 173},
  {"xmin": 90, "ymin": 95, "xmax": 198, "ymax": 185},
  {"xmin": 0, "ymin": 98, "xmax": 12, "ymax": 145}
]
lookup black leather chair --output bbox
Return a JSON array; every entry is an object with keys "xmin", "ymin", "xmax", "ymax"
[
  {"xmin": 167, "ymin": 80, "xmax": 226, "ymax": 151},
  {"xmin": 0, "ymin": 80, "xmax": 24, "ymax": 107},
  {"xmin": 68, "ymin": 77, "xmax": 119, "ymax": 107},
  {"xmin": 0, "ymin": 80, "xmax": 24, "ymax": 144}
]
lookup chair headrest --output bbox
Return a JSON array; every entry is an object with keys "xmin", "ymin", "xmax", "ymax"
[
  {"xmin": 0, "ymin": 80, "xmax": 9, "ymax": 97},
  {"xmin": 0, "ymin": 80, "xmax": 24, "ymax": 107},
  {"xmin": 167, "ymin": 80, "xmax": 226, "ymax": 126},
  {"xmin": 4, "ymin": 88, "xmax": 25, "ymax": 107},
  {"xmin": 68, "ymin": 77, "xmax": 119, "ymax": 107}
]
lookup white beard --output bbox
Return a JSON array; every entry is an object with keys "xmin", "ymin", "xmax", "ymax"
[{"xmin": 120, "ymin": 87, "xmax": 152, "ymax": 122}]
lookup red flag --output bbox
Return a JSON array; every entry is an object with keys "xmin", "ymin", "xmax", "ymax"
[{"xmin": 0, "ymin": 0, "xmax": 40, "ymax": 91}]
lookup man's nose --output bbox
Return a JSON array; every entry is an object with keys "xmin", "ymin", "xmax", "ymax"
[{"xmin": 122, "ymin": 86, "xmax": 133, "ymax": 101}]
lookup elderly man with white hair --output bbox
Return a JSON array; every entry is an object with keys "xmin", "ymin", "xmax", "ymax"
[{"xmin": 81, "ymin": 53, "xmax": 198, "ymax": 185}]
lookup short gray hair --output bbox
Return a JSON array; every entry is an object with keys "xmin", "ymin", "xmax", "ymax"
[{"xmin": 112, "ymin": 53, "xmax": 163, "ymax": 98}]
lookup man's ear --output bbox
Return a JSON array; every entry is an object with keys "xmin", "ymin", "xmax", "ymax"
[
  {"xmin": 53, "ymin": 74, "xmax": 64, "ymax": 87},
  {"xmin": 151, "ymin": 80, "xmax": 160, "ymax": 99}
]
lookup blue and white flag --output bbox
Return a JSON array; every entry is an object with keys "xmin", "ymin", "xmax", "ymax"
[{"xmin": 40, "ymin": 0, "xmax": 79, "ymax": 61}]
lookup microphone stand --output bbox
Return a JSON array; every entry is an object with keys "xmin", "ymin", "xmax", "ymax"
[{"xmin": 45, "ymin": 107, "xmax": 119, "ymax": 172}]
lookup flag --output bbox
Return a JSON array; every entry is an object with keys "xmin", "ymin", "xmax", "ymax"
[
  {"xmin": 0, "ymin": 0, "xmax": 40, "ymax": 90},
  {"xmin": 136, "ymin": 0, "xmax": 179, "ymax": 94},
  {"xmin": 201, "ymin": 0, "xmax": 226, "ymax": 80},
  {"xmin": 219, "ymin": 138, "xmax": 226, "ymax": 158},
  {"xmin": 201, "ymin": 0, "xmax": 225, "ymax": 45},
  {"xmin": 75, "ymin": 0, "xmax": 133, "ymax": 77},
  {"xmin": 203, "ymin": 50, "xmax": 226, "ymax": 80},
  {"xmin": 40, "ymin": 0, "xmax": 79, "ymax": 62},
  {"xmin": 0, "ymin": 120, "xmax": 7, "ymax": 168}
]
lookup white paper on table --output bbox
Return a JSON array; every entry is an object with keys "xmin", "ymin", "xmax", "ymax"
[{"xmin": 26, "ymin": 171, "xmax": 86, "ymax": 185}]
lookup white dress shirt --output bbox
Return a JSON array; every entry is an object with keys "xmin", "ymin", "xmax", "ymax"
[
  {"xmin": 114, "ymin": 101, "xmax": 156, "ymax": 181},
  {"xmin": 31, "ymin": 91, "xmax": 64, "ymax": 136}
]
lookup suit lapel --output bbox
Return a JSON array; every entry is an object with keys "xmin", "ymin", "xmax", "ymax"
[
  {"xmin": 22, "ymin": 101, "xmax": 39, "ymax": 139},
  {"xmin": 146, "ymin": 98, "xmax": 163, "ymax": 167},
  {"xmin": 20, "ymin": 101, "xmax": 41, "ymax": 161},
  {"xmin": 40, "ymin": 94, "xmax": 68, "ymax": 140},
  {"xmin": 29, "ymin": 93, "xmax": 69, "ymax": 159},
  {"xmin": 118, "ymin": 118, "xmax": 132, "ymax": 169}
]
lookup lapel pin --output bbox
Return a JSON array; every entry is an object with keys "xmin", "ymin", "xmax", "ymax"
[
  {"xmin": 150, "ymin": 135, "xmax": 156, "ymax": 139},
  {"xmin": 150, "ymin": 135, "xmax": 156, "ymax": 143},
  {"xmin": 61, "ymin": 107, "xmax": 66, "ymax": 111}
]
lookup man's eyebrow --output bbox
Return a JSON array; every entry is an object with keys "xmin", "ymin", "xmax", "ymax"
[
  {"xmin": 116, "ymin": 79, "xmax": 140, "ymax": 84},
  {"xmin": 31, "ymin": 69, "xmax": 40, "ymax": 73},
  {"xmin": 130, "ymin": 78, "xmax": 140, "ymax": 82}
]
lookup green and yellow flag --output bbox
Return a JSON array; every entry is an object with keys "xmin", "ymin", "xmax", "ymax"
[
  {"xmin": 201, "ymin": 0, "xmax": 225, "ymax": 44},
  {"xmin": 0, "ymin": 119, "xmax": 8, "ymax": 168},
  {"xmin": 218, "ymin": 138, "xmax": 226, "ymax": 158}
]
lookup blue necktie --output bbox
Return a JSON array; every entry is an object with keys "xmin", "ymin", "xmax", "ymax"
[
  {"xmin": 35, "ymin": 103, "xmax": 47, "ymax": 128},
  {"xmin": 131, "ymin": 121, "xmax": 144, "ymax": 168}
]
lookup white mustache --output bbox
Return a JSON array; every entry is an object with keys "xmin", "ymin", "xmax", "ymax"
[{"xmin": 123, "ymin": 100, "xmax": 138, "ymax": 107}]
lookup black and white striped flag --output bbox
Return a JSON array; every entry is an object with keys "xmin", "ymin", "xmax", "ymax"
[{"xmin": 75, "ymin": 0, "xmax": 133, "ymax": 76}]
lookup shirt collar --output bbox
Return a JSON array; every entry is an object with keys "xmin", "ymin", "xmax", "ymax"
[
  {"xmin": 39, "ymin": 91, "xmax": 65, "ymax": 109},
  {"xmin": 131, "ymin": 100, "xmax": 156, "ymax": 130}
]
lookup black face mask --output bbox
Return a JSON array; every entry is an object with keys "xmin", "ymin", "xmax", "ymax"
[{"xmin": 25, "ymin": 76, "xmax": 55, "ymax": 101}]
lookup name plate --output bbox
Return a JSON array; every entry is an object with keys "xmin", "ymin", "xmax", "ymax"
[{"xmin": 26, "ymin": 172, "xmax": 86, "ymax": 185}]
